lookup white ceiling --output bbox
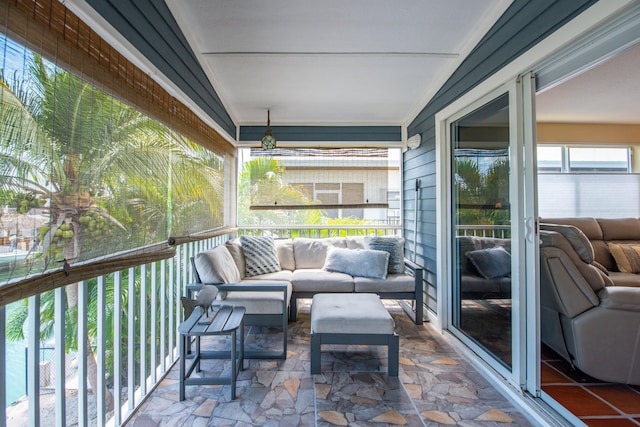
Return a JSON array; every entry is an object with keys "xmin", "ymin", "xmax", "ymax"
[
  {"xmin": 166, "ymin": 0, "xmax": 510, "ymax": 126},
  {"xmin": 536, "ymin": 42, "xmax": 640, "ymax": 124}
]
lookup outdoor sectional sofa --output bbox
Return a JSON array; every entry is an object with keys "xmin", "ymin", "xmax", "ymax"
[{"xmin": 190, "ymin": 235, "xmax": 424, "ymax": 336}]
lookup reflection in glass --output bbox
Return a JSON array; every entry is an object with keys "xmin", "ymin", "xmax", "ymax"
[{"xmin": 451, "ymin": 93, "xmax": 512, "ymax": 368}]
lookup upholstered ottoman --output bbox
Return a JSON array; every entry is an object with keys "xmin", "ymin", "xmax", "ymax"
[{"xmin": 310, "ymin": 293, "xmax": 399, "ymax": 376}]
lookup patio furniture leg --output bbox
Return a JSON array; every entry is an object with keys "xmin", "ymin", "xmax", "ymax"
[
  {"xmin": 179, "ymin": 334, "xmax": 186, "ymax": 401},
  {"xmin": 388, "ymin": 334, "xmax": 399, "ymax": 376},
  {"xmin": 231, "ymin": 329, "xmax": 236, "ymax": 400},
  {"xmin": 311, "ymin": 334, "xmax": 321, "ymax": 374}
]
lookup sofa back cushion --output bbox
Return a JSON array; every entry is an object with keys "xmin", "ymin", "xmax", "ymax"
[
  {"xmin": 598, "ymin": 218, "xmax": 640, "ymax": 240},
  {"xmin": 225, "ymin": 239, "xmax": 246, "ymax": 279},
  {"xmin": 194, "ymin": 245, "xmax": 241, "ymax": 284},
  {"xmin": 275, "ymin": 238, "xmax": 296, "ymax": 270},
  {"xmin": 293, "ymin": 238, "xmax": 334, "ymax": 269}
]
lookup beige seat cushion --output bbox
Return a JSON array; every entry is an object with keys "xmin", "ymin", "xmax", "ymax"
[
  {"xmin": 311, "ymin": 293, "xmax": 394, "ymax": 335},
  {"xmin": 354, "ymin": 274, "xmax": 415, "ymax": 293},
  {"xmin": 244, "ymin": 270, "xmax": 293, "ymax": 282},
  {"xmin": 221, "ymin": 280, "xmax": 292, "ymax": 315},
  {"xmin": 291, "ymin": 269, "xmax": 354, "ymax": 292}
]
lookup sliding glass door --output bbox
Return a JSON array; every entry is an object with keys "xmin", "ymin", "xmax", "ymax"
[
  {"xmin": 451, "ymin": 92, "xmax": 513, "ymax": 369},
  {"xmin": 445, "ymin": 79, "xmax": 535, "ymax": 385}
]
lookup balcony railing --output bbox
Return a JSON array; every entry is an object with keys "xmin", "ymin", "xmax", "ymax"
[
  {"xmin": 1, "ymin": 225, "xmax": 403, "ymax": 426},
  {"xmin": 239, "ymin": 224, "xmax": 402, "ymax": 238},
  {"xmin": 456, "ymin": 224, "xmax": 510, "ymax": 238},
  {"xmin": 0, "ymin": 233, "xmax": 231, "ymax": 427}
]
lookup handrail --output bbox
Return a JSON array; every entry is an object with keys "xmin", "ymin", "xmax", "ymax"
[
  {"xmin": 0, "ymin": 244, "xmax": 176, "ymax": 306},
  {"xmin": 1, "ymin": 233, "xmax": 234, "ymax": 426},
  {"xmin": 168, "ymin": 226, "xmax": 237, "ymax": 246}
]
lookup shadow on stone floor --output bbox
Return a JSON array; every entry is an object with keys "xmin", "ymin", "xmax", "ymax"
[{"xmin": 126, "ymin": 300, "xmax": 533, "ymax": 426}]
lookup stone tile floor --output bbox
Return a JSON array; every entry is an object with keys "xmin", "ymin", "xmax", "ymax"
[{"xmin": 125, "ymin": 301, "xmax": 534, "ymax": 426}]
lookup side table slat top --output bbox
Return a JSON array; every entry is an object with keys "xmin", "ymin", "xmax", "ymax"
[{"xmin": 208, "ymin": 306, "xmax": 234, "ymax": 332}]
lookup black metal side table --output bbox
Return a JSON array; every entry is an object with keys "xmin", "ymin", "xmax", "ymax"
[{"xmin": 179, "ymin": 305, "xmax": 245, "ymax": 400}]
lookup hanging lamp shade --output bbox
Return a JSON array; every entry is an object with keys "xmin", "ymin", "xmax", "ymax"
[{"xmin": 261, "ymin": 110, "xmax": 276, "ymax": 150}]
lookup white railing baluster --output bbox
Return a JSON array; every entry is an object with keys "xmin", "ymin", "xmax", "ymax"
[
  {"xmin": 78, "ymin": 281, "xmax": 88, "ymax": 427},
  {"xmin": 54, "ymin": 288, "xmax": 66, "ymax": 427},
  {"xmin": 127, "ymin": 267, "xmax": 136, "ymax": 412},
  {"xmin": 140, "ymin": 264, "xmax": 147, "ymax": 396},
  {"xmin": 181, "ymin": 241, "xmax": 188, "ymax": 290},
  {"xmin": 27, "ymin": 294, "xmax": 40, "ymax": 427},
  {"xmin": 0, "ymin": 304, "xmax": 6, "ymax": 427},
  {"xmin": 113, "ymin": 271, "xmax": 122, "ymax": 426},
  {"xmin": 96, "ymin": 276, "xmax": 106, "ymax": 426},
  {"xmin": 0, "ymin": 232, "xmax": 283, "ymax": 424},
  {"xmin": 169, "ymin": 256, "xmax": 175, "ymax": 361},
  {"xmin": 160, "ymin": 259, "xmax": 166, "ymax": 372},
  {"xmin": 150, "ymin": 262, "xmax": 157, "ymax": 384}
]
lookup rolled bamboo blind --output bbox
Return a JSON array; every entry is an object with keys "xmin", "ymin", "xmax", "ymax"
[
  {"xmin": 0, "ymin": 0, "xmax": 235, "ymax": 157},
  {"xmin": 0, "ymin": 0, "xmax": 233, "ymax": 299}
]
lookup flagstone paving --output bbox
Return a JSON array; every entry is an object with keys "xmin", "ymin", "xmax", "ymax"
[{"xmin": 125, "ymin": 301, "xmax": 533, "ymax": 426}]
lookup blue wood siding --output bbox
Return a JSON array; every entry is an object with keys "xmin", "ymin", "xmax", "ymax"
[
  {"xmin": 404, "ymin": 0, "xmax": 598, "ymax": 315},
  {"xmin": 240, "ymin": 126, "xmax": 401, "ymax": 142},
  {"xmin": 86, "ymin": 0, "xmax": 236, "ymax": 138}
]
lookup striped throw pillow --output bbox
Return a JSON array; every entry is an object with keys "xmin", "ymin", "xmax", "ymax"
[
  {"xmin": 608, "ymin": 243, "xmax": 640, "ymax": 273},
  {"xmin": 240, "ymin": 235, "xmax": 282, "ymax": 277}
]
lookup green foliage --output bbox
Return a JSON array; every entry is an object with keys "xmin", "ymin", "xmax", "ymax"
[
  {"xmin": 1, "ymin": 41, "xmax": 221, "ymax": 388},
  {"xmin": 0, "ymin": 190, "xmax": 43, "ymax": 213},
  {"xmin": 238, "ymin": 157, "xmax": 325, "ymax": 226},
  {"xmin": 454, "ymin": 157, "xmax": 510, "ymax": 226}
]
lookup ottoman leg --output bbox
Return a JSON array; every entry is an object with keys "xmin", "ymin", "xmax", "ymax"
[
  {"xmin": 311, "ymin": 333, "xmax": 321, "ymax": 374},
  {"xmin": 388, "ymin": 334, "xmax": 399, "ymax": 376}
]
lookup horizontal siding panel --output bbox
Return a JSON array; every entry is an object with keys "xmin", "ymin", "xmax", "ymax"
[
  {"xmin": 89, "ymin": 0, "xmax": 236, "ymax": 137},
  {"xmin": 403, "ymin": 0, "xmax": 598, "ymax": 316},
  {"xmin": 239, "ymin": 126, "xmax": 402, "ymax": 142}
]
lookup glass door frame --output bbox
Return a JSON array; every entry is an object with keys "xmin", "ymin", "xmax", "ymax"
[{"xmin": 436, "ymin": 78, "xmax": 535, "ymax": 390}]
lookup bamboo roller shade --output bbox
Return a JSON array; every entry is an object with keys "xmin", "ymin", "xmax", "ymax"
[{"xmin": 0, "ymin": 0, "xmax": 235, "ymax": 157}]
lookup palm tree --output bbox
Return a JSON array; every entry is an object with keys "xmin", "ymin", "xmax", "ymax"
[
  {"xmin": 237, "ymin": 156, "xmax": 323, "ymax": 227},
  {"xmin": 1, "ymin": 52, "xmax": 224, "ymax": 410},
  {"xmin": 454, "ymin": 156, "xmax": 510, "ymax": 227}
]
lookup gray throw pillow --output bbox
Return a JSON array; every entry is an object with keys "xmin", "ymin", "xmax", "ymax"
[
  {"xmin": 365, "ymin": 236, "xmax": 405, "ymax": 274},
  {"xmin": 323, "ymin": 247, "xmax": 389, "ymax": 279},
  {"xmin": 465, "ymin": 247, "xmax": 511, "ymax": 280},
  {"xmin": 240, "ymin": 235, "xmax": 282, "ymax": 277}
]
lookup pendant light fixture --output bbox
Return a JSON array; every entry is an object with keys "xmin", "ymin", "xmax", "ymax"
[{"xmin": 261, "ymin": 109, "xmax": 276, "ymax": 150}]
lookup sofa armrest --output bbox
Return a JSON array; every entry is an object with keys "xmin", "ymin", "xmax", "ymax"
[
  {"xmin": 186, "ymin": 282, "xmax": 288, "ymax": 298},
  {"xmin": 215, "ymin": 282, "xmax": 288, "ymax": 293},
  {"xmin": 403, "ymin": 258, "xmax": 424, "ymax": 324},
  {"xmin": 599, "ymin": 286, "xmax": 640, "ymax": 312}
]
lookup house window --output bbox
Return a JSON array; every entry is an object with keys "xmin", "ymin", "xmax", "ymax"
[
  {"xmin": 537, "ymin": 145, "xmax": 631, "ymax": 173},
  {"xmin": 238, "ymin": 147, "xmax": 400, "ymax": 225}
]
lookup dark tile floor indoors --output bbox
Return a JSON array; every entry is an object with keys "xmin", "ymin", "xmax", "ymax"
[
  {"xmin": 125, "ymin": 300, "xmax": 535, "ymax": 426},
  {"xmin": 541, "ymin": 345, "xmax": 640, "ymax": 427}
]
